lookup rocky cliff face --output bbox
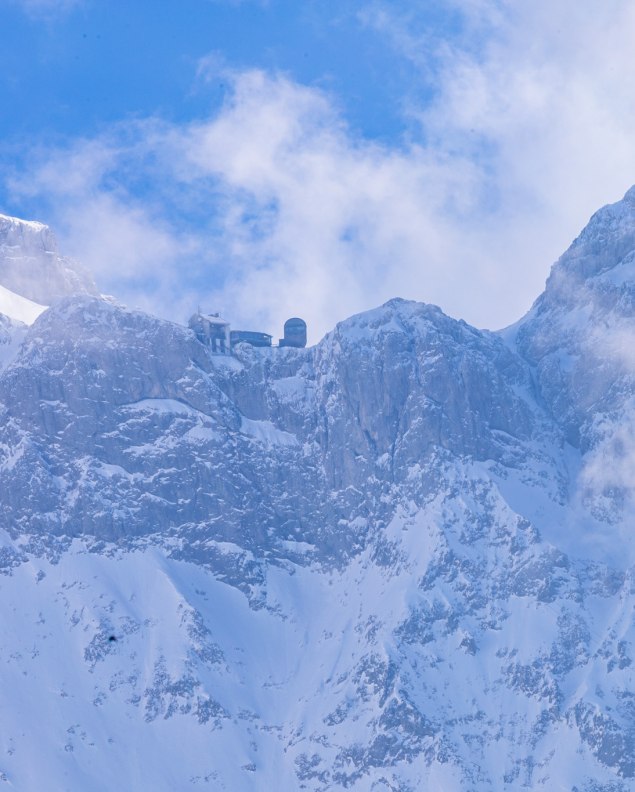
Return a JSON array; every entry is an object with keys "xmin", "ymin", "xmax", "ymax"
[
  {"xmin": 517, "ymin": 187, "xmax": 635, "ymax": 438},
  {"xmin": 0, "ymin": 195, "xmax": 634, "ymax": 791},
  {"xmin": 0, "ymin": 296, "xmax": 562, "ymax": 574},
  {"xmin": 0, "ymin": 213, "xmax": 97, "ymax": 305},
  {"xmin": 516, "ymin": 187, "xmax": 635, "ymax": 531}
]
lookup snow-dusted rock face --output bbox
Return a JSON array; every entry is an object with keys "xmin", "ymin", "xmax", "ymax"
[
  {"xmin": 516, "ymin": 188, "xmax": 635, "ymax": 526},
  {"xmin": 0, "ymin": 192, "xmax": 635, "ymax": 791},
  {"xmin": 517, "ymin": 187, "xmax": 635, "ymax": 436},
  {"xmin": 0, "ymin": 312, "xmax": 28, "ymax": 371},
  {"xmin": 0, "ymin": 213, "xmax": 97, "ymax": 306},
  {"xmin": 0, "ymin": 297, "xmax": 560, "ymax": 564}
]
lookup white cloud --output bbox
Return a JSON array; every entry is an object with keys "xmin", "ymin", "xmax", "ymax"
[
  {"xmin": 578, "ymin": 406, "xmax": 635, "ymax": 534},
  {"xmin": 7, "ymin": 127, "xmax": 202, "ymax": 316},
  {"xmin": 8, "ymin": 72, "xmax": 487, "ymax": 339},
  {"xmin": 365, "ymin": 0, "xmax": 635, "ymax": 305},
  {"xmin": 7, "ymin": 1, "xmax": 635, "ymax": 342}
]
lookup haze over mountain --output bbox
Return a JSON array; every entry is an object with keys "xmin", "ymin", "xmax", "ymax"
[
  {"xmin": 0, "ymin": 191, "xmax": 634, "ymax": 791},
  {"xmin": 0, "ymin": 212, "xmax": 96, "ymax": 308}
]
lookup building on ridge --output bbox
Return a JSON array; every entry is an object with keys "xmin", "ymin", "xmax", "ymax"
[
  {"xmin": 188, "ymin": 312, "xmax": 231, "ymax": 354},
  {"xmin": 279, "ymin": 317, "xmax": 307, "ymax": 348},
  {"xmin": 230, "ymin": 330, "xmax": 272, "ymax": 348},
  {"xmin": 189, "ymin": 312, "xmax": 307, "ymax": 352}
]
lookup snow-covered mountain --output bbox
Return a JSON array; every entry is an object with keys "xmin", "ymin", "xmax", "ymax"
[
  {"xmin": 0, "ymin": 196, "xmax": 634, "ymax": 791},
  {"xmin": 0, "ymin": 213, "xmax": 97, "ymax": 311}
]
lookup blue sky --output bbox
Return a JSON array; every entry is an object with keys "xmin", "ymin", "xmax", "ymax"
[
  {"xmin": 0, "ymin": 1, "xmax": 436, "ymax": 144},
  {"xmin": 2, "ymin": 0, "xmax": 635, "ymax": 340}
]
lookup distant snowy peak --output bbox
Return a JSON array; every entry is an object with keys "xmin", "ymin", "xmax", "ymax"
[
  {"xmin": 517, "ymin": 184, "xmax": 635, "ymax": 351},
  {"xmin": 515, "ymin": 185, "xmax": 635, "ymax": 450},
  {"xmin": 0, "ymin": 212, "xmax": 55, "ymax": 251},
  {"xmin": 0, "ymin": 212, "xmax": 97, "ymax": 306},
  {"xmin": 542, "ymin": 185, "xmax": 635, "ymax": 305}
]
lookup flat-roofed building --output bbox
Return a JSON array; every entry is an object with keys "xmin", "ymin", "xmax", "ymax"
[
  {"xmin": 188, "ymin": 312, "xmax": 231, "ymax": 354},
  {"xmin": 230, "ymin": 330, "xmax": 272, "ymax": 348}
]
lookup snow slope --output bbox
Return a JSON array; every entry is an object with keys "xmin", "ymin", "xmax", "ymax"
[
  {"xmin": 0, "ymin": 283, "xmax": 46, "ymax": 325},
  {"xmin": 1, "ymin": 191, "xmax": 635, "ymax": 791}
]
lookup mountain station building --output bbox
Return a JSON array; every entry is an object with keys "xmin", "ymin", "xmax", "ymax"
[{"xmin": 189, "ymin": 313, "xmax": 307, "ymax": 354}]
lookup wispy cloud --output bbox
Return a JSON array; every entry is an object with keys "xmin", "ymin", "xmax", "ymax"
[
  {"xmin": 6, "ymin": 1, "xmax": 635, "ymax": 342},
  {"xmin": 368, "ymin": 0, "xmax": 635, "ymax": 222},
  {"xmin": 8, "ymin": 126, "xmax": 202, "ymax": 319},
  {"xmin": 520, "ymin": 239, "xmax": 635, "ymax": 550},
  {"xmin": 5, "ymin": 71, "xmax": 484, "ymax": 338}
]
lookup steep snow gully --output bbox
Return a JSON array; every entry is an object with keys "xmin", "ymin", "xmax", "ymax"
[{"xmin": 1, "ymin": 192, "xmax": 635, "ymax": 791}]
